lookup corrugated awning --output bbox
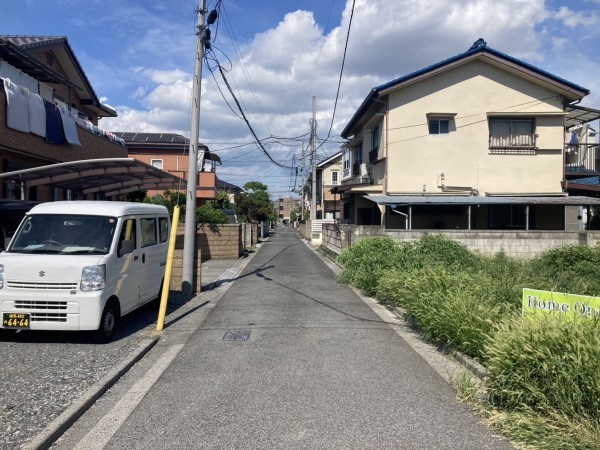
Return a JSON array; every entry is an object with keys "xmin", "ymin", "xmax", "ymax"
[
  {"xmin": 365, "ymin": 194, "xmax": 600, "ymax": 206},
  {"xmin": 0, "ymin": 158, "xmax": 187, "ymax": 197},
  {"xmin": 566, "ymin": 104, "xmax": 600, "ymax": 128}
]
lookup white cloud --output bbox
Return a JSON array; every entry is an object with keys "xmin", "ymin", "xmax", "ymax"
[
  {"xmin": 553, "ymin": 5, "xmax": 598, "ymax": 28},
  {"xmin": 99, "ymin": 0, "xmax": 600, "ymax": 191}
]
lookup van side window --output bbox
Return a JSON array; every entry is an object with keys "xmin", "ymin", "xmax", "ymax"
[
  {"xmin": 118, "ymin": 219, "xmax": 137, "ymax": 255},
  {"xmin": 158, "ymin": 217, "xmax": 169, "ymax": 243},
  {"xmin": 141, "ymin": 218, "xmax": 157, "ymax": 247}
]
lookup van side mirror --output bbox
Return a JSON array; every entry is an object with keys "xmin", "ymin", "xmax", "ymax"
[{"xmin": 119, "ymin": 239, "xmax": 133, "ymax": 257}]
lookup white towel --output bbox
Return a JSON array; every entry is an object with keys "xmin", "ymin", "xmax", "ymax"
[
  {"xmin": 3, "ymin": 78, "xmax": 30, "ymax": 133},
  {"xmin": 0, "ymin": 60, "xmax": 21, "ymax": 84},
  {"xmin": 58, "ymin": 105, "xmax": 81, "ymax": 146},
  {"xmin": 20, "ymin": 72, "xmax": 39, "ymax": 94},
  {"xmin": 39, "ymin": 82, "xmax": 53, "ymax": 101},
  {"xmin": 27, "ymin": 91, "xmax": 46, "ymax": 137}
]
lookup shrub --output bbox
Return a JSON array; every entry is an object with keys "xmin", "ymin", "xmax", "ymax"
[
  {"xmin": 485, "ymin": 315, "xmax": 600, "ymax": 421},
  {"xmin": 410, "ymin": 234, "xmax": 480, "ymax": 270},
  {"xmin": 337, "ymin": 237, "xmax": 409, "ymax": 295},
  {"xmin": 195, "ymin": 203, "xmax": 229, "ymax": 224}
]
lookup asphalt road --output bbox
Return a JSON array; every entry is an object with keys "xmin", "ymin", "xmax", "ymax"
[{"xmin": 52, "ymin": 225, "xmax": 513, "ymax": 449}]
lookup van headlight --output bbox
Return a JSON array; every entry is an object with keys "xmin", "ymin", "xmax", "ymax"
[
  {"xmin": 0, "ymin": 264, "xmax": 4, "ymax": 289},
  {"xmin": 80, "ymin": 265, "xmax": 105, "ymax": 291}
]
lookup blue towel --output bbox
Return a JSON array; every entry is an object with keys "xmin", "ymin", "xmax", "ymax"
[{"xmin": 44, "ymin": 99, "xmax": 65, "ymax": 144}]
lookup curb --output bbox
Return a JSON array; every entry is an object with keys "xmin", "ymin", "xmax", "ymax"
[{"xmin": 24, "ymin": 337, "xmax": 160, "ymax": 450}]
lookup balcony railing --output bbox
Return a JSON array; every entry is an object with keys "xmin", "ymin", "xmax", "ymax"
[
  {"xmin": 489, "ymin": 134, "xmax": 537, "ymax": 154},
  {"xmin": 565, "ymin": 143, "xmax": 600, "ymax": 174}
]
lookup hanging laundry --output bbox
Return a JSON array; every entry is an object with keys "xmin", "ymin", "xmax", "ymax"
[
  {"xmin": 26, "ymin": 90, "xmax": 46, "ymax": 138},
  {"xmin": 569, "ymin": 132, "xmax": 579, "ymax": 145},
  {"xmin": 0, "ymin": 60, "xmax": 21, "ymax": 84},
  {"xmin": 3, "ymin": 78, "xmax": 30, "ymax": 133},
  {"xmin": 43, "ymin": 99, "xmax": 65, "ymax": 144},
  {"xmin": 58, "ymin": 105, "xmax": 81, "ymax": 146},
  {"xmin": 20, "ymin": 72, "xmax": 39, "ymax": 94},
  {"xmin": 39, "ymin": 82, "xmax": 53, "ymax": 102}
]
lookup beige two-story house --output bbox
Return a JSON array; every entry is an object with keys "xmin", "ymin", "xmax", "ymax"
[{"xmin": 339, "ymin": 39, "xmax": 600, "ymax": 230}]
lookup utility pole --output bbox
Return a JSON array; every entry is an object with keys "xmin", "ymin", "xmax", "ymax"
[
  {"xmin": 182, "ymin": 0, "xmax": 207, "ymax": 295},
  {"xmin": 311, "ymin": 96, "xmax": 317, "ymax": 222}
]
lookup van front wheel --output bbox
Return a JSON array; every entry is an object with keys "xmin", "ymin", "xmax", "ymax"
[{"xmin": 93, "ymin": 300, "xmax": 119, "ymax": 343}]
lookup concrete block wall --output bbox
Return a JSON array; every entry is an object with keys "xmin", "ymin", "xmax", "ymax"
[
  {"xmin": 196, "ymin": 224, "xmax": 243, "ymax": 260},
  {"xmin": 170, "ymin": 232, "xmax": 201, "ymax": 292},
  {"xmin": 322, "ymin": 224, "xmax": 600, "ymax": 259}
]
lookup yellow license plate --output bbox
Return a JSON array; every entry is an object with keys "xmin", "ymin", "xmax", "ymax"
[{"xmin": 2, "ymin": 313, "xmax": 30, "ymax": 329}]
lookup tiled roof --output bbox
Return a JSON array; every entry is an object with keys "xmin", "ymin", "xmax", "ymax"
[
  {"xmin": 374, "ymin": 38, "xmax": 589, "ymax": 95},
  {"xmin": 0, "ymin": 35, "xmax": 116, "ymax": 117},
  {"xmin": 216, "ymin": 178, "xmax": 242, "ymax": 192},
  {"xmin": 567, "ymin": 176, "xmax": 600, "ymax": 187},
  {"xmin": 1, "ymin": 35, "xmax": 67, "ymax": 48},
  {"xmin": 113, "ymin": 132, "xmax": 190, "ymax": 144}
]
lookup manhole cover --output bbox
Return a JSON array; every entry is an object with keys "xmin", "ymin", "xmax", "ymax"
[{"xmin": 223, "ymin": 330, "xmax": 251, "ymax": 341}]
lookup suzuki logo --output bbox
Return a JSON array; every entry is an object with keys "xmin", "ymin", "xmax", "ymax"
[{"xmin": 39, "ymin": 271, "xmax": 45, "ymax": 277}]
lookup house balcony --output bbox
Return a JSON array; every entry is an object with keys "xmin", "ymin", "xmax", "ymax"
[
  {"xmin": 565, "ymin": 143, "xmax": 600, "ymax": 175},
  {"xmin": 0, "ymin": 84, "xmax": 127, "ymax": 162}
]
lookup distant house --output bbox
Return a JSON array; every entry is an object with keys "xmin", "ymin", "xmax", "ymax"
[
  {"xmin": 274, "ymin": 197, "xmax": 301, "ymax": 222},
  {"xmin": 113, "ymin": 132, "xmax": 224, "ymax": 204},
  {"xmin": 303, "ymin": 152, "xmax": 342, "ymax": 220},
  {"xmin": 338, "ymin": 39, "xmax": 600, "ymax": 230},
  {"xmin": 0, "ymin": 35, "xmax": 128, "ymax": 201}
]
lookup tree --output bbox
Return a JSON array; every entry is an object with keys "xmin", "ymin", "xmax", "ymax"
[
  {"xmin": 154, "ymin": 190, "xmax": 186, "ymax": 219},
  {"xmin": 215, "ymin": 189, "xmax": 231, "ymax": 210},
  {"xmin": 196, "ymin": 202, "xmax": 229, "ymax": 224},
  {"xmin": 234, "ymin": 181, "xmax": 274, "ymax": 223}
]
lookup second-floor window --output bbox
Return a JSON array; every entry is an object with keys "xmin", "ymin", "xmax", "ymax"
[
  {"xmin": 331, "ymin": 171, "xmax": 339, "ymax": 185},
  {"xmin": 489, "ymin": 118, "xmax": 535, "ymax": 151},
  {"xmin": 343, "ymin": 149, "xmax": 351, "ymax": 178},
  {"xmin": 370, "ymin": 127, "xmax": 380, "ymax": 162},
  {"xmin": 428, "ymin": 118, "xmax": 450, "ymax": 135},
  {"xmin": 151, "ymin": 159, "xmax": 163, "ymax": 170}
]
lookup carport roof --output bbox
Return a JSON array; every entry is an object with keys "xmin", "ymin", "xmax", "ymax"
[{"xmin": 0, "ymin": 158, "xmax": 187, "ymax": 197}]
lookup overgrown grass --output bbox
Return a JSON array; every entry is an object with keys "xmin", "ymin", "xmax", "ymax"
[
  {"xmin": 485, "ymin": 314, "xmax": 600, "ymax": 421},
  {"xmin": 336, "ymin": 235, "xmax": 600, "ymax": 448}
]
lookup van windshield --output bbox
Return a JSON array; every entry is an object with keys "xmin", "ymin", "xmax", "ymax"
[{"xmin": 8, "ymin": 215, "xmax": 118, "ymax": 255}]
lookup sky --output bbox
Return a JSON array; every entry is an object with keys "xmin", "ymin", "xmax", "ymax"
[{"xmin": 2, "ymin": 0, "xmax": 600, "ymax": 198}]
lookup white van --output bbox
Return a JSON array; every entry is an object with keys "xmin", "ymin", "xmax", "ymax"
[{"xmin": 0, "ymin": 201, "xmax": 170, "ymax": 342}]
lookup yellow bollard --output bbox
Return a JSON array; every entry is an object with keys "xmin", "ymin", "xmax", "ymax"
[{"xmin": 156, "ymin": 205, "xmax": 181, "ymax": 331}]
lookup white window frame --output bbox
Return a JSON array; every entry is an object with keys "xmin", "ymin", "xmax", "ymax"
[
  {"xmin": 331, "ymin": 170, "xmax": 340, "ymax": 185},
  {"xmin": 151, "ymin": 159, "xmax": 164, "ymax": 170},
  {"xmin": 342, "ymin": 149, "xmax": 351, "ymax": 179}
]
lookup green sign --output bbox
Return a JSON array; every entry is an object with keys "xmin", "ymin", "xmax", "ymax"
[{"xmin": 523, "ymin": 288, "xmax": 600, "ymax": 320}]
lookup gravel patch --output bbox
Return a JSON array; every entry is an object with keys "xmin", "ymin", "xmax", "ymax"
[{"xmin": 0, "ymin": 301, "xmax": 162, "ymax": 450}]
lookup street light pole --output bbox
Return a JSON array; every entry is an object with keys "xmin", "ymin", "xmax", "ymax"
[{"xmin": 182, "ymin": 0, "xmax": 207, "ymax": 295}]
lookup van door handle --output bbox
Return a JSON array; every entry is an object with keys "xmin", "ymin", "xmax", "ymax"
[{"xmin": 142, "ymin": 253, "xmax": 146, "ymax": 263}]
